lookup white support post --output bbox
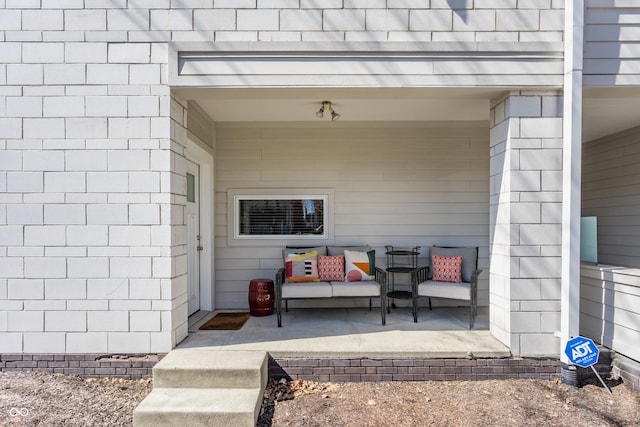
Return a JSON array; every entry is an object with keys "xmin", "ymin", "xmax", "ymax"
[{"xmin": 561, "ymin": 0, "xmax": 585, "ymax": 363}]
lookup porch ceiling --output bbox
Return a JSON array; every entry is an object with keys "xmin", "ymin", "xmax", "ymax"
[
  {"xmin": 174, "ymin": 87, "xmax": 501, "ymax": 123},
  {"xmin": 174, "ymin": 86, "xmax": 640, "ymax": 144},
  {"xmin": 583, "ymin": 87, "xmax": 640, "ymax": 142}
]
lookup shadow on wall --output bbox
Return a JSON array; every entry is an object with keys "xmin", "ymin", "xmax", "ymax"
[{"xmin": 448, "ymin": 0, "xmax": 472, "ymax": 22}]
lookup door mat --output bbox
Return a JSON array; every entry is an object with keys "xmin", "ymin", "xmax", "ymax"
[{"xmin": 199, "ymin": 312, "xmax": 251, "ymax": 331}]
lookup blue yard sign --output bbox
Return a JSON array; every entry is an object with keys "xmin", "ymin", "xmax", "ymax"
[
  {"xmin": 565, "ymin": 336, "xmax": 599, "ymax": 367},
  {"xmin": 564, "ymin": 336, "xmax": 611, "ymax": 394}
]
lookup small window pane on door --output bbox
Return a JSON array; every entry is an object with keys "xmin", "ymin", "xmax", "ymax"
[{"xmin": 186, "ymin": 173, "xmax": 196, "ymax": 203}]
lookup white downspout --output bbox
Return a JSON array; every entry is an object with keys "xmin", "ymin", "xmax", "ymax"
[{"xmin": 561, "ymin": 0, "xmax": 585, "ymax": 363}]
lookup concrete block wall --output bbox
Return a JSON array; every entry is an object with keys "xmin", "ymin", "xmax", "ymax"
[
  {"xmin": 1, "ymin": 3, "xmax": 177, "ymax": 354},
  {"xmin": 0, "ymin": 2, "xmax": 566, "ymax": 46},
  {"xmin": 1, "ymin": 2, "xmax": 564, "ymax": 355},
  {"xmin": 489, "ymin": 91, "xmax": 564, "ymax": 356}
]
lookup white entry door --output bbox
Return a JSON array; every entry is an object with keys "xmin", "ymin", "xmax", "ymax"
[{"xmin": 186, "ymin": 159, "xmax": 201, "ymax": 316}]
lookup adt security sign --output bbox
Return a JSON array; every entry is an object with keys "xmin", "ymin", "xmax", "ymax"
[
  {"xmin": 565, "ymin": 336, "xmax": 599, "ymax": 367},
  {"xmin": 564, "ymin": 336, "xmax": 611, "ymax": 394}
]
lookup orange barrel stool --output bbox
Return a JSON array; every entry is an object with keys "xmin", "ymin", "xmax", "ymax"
[{"xmin": 248, "ymin": 278, "xmax": 274, "ymax": 316}]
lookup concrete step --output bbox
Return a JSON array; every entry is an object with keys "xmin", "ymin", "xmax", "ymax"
[
  {"xmin": 133, "ymin": 350, "xmax": 269, "ymax": 427},
  {"xmin": 133, "ymin": 387, "xmax": 263, "ymax": 427},
  {"xmin": 152, "ymin": 349, "xmax": 268, "ymax": 390}
]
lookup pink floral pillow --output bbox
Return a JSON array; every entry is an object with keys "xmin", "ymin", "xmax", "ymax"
[
  {"xmin": 431, "ymin": 254, "xmax": 463, "ymax": 283},
  {"xmin": 318, "ymin": 255, "xmax": 344, "ymax": 281}
]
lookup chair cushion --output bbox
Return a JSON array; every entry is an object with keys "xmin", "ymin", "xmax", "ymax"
[
  {"xmin": 418, "ymin": 281, "xmax": 471, "ymax": 301},
  {"xmin": 331, "ymin": 281, "xmax": 380, "ymax": 297},
  {"xmin": 281, "ymin": 282, "xmax": 332, "ymax": 299},
  {"xmin": 429, "ymin": 246, "xmax": 477, "ymax": 283}
]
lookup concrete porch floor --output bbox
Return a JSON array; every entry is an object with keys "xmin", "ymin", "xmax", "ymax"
[{"xmin": 178, "ymin": 306, "xmax": 511, "ymax": 359}]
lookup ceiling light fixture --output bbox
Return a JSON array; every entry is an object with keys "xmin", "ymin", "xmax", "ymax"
[{"xmin": 316, "ymin": 101, "xmax": 341, "ymax": 121}]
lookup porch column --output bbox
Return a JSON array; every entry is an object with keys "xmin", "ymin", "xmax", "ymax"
[
  {"xmin": 560, "ymin": 0, "xmax": 584, "ymax": 364},
  {"xmin": 489, "ymin": 91, "xmax": 564, "ymax": 356}
]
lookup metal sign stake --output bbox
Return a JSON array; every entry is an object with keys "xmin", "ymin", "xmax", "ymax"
[{"xmin": 590, "ymin": 365, "xmax": 612, "ymax": 395}]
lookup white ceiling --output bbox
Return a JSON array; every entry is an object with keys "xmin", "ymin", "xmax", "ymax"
[
  {"xmin": 174, "ymin": 87, "xmax": 640, "ymax": 143},
  {"xmin": 582, "ymin": 88, "xmax": 640, "ymax": 142}
]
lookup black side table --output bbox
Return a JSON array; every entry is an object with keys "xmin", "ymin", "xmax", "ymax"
[{"xmin": 385, "ymin": 245, "xmax": 420, "ymax": 313}]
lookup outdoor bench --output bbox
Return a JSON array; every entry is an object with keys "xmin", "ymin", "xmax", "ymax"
[{"xmin": 275, "ymin": 245, "xmax": 387, "ymax": 327}]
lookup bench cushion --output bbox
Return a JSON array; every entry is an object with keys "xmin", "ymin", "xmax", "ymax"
[
  {"xmin": 281, "ymin": 281, "xmax": 332, "ymax": 299},
  {"xmin": 417, "ymin": 280, "xmax": 471, "ymax": 301},
  {"xmin": 331, "ymin": 281, "xmax": 380, "ymax": 297}
]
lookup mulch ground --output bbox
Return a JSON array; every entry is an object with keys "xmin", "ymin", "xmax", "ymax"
[{"xmin": 1, "ymin": 371, "xmax": 639, "ymax": 426}]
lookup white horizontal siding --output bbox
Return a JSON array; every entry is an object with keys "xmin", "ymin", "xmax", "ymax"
[
  {"xmin": 582, "ymin": 125, "xmax": 640, "ymax": 268},
  {"xmin": 584, "ymin": 3, "xmax": 640, "ymax": 85},
  {"xmin": 580, "ymin": 264, "xmax": 640, "ymax": 361},
  {"xmin": 186, "ymin": 101, "xmax": 214, "ymax": 150},
  {"xmin": 214, "ymin": 121, "xmax": 489, "ymax": 309}
]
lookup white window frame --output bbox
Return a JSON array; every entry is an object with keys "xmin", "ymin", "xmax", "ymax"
[{"xmin": 227, "ymin": 188, "xmax": 334, "ymax": 246}]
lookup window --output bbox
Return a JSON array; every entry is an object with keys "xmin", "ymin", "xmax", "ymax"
[
  {"xmin": 186, "ymin": 173, "xmax": 196, "ymax": 203},
  {"xmin": 228, "ymin": 189, "xmax": 333, "ymax": 242}
]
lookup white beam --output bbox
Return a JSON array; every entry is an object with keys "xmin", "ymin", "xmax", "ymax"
[{"xmin": 561, "ymin": 0, "xmax": 585, "ymax": 364}]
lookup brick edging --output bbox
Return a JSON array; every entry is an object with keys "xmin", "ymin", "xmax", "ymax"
[
  {"xmin": 0, "ymin": 353, "xmax": 631, "ymax": 389},
  {"xmin": 612, "ymin": 366, "xmax": 640, "ymax": 392},
  {"xmin": 0, "ymin": 354, "xmax": 164, "ymax": 379},
  {"xmin": 269, "ymin": 357, "xmax": 564, "ymax": 382}
]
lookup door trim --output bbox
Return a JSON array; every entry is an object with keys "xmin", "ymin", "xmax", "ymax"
[
  {"xmin": 186, "ymin": 159, "xmax": 200, "ymax": 316},
  {"xmin": 186, "ymin": 139, "xmax": 214, "ymax": 312}
]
